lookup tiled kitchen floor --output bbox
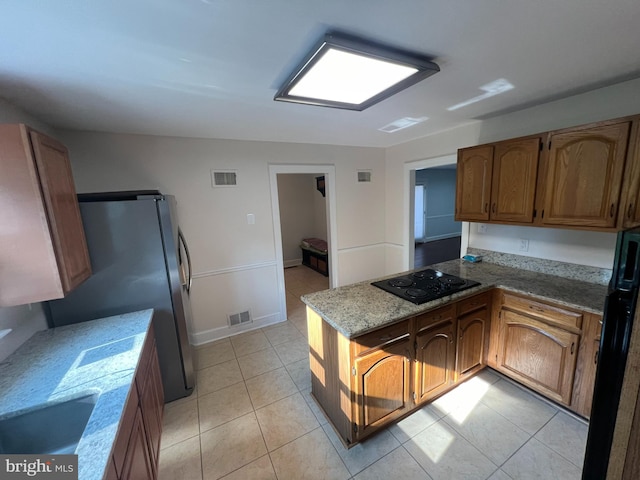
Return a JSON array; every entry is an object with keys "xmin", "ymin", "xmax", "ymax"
[{"xmin": 158, "ymin": 266, "xmax": 588, "ymax": 480}]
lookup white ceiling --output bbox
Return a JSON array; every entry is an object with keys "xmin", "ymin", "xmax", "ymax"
[{"xmin": 2, "ymin": 0, "xmax": 640, "ymax": 148}]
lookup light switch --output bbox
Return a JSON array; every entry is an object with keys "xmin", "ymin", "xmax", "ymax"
[{"xmin": 247, "ymin": 213, "xmax": 255, "ymax": 225}]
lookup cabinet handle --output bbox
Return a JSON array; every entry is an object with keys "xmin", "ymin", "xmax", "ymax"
[
  {"xmin": 379, "ymin": 335, "xmax": 393, "ymax": 342},
  {"xmin": 492, "ymin": 203, "xmax": 496, "ymax": 214},
  {"xmin": 610, "ymin": 203, "xmax": 616, "ymax": 218},
  {"xmin": 628, "ymin": 203, "xmax": 634, "ymax": 219},
  {"xmin": 594, "ymin": 350, "xmax": 599, "ymax": 364},
  {"xmin": 570, "ymin": 342, "xmax": 575, "ymax": 355},
  {"xmin": 484, "ymin": 203, "xmax": 488, "ymax": 213}
]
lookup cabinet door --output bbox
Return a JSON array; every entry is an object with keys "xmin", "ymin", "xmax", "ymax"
[
  {"xmin": 542, "ymin": 122, "xmax": 630, "ymax": 227},
  {"xmin": 415, "ymin": 319, "xmax": 456, "ymax": 404},
  {"xmin": 456, "ymin": 306, "xmax": 488, "ymax": 380},
  {"xmin": 29, "ymin": 130, "xmax": 92, "ymax": 292},
  {"xmin": 354, "ymin": 338, "xmax": 411, "ymax": 440},
  {"xmin": 620, "ymin": 121, "xmax": 640, "ymax": 228},
  {"xmin": 121, "ymin": 407, "xmax": 154, "ymax": 480},
  {"xmin": 490, "ymin": 138, "xmax": 540, "ymax": 223},
  {"xmin": 455, "ymin": 145, "xmax": 493, "ymax": 221},
  {"xmin": 497, "ymin": 310, "xmax": 579, "ymax": 405},
  {"xmin": 140, "ymin": 344, "xmax": 164, "ymax": 474}
]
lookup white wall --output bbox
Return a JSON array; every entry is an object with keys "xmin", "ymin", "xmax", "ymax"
[
  {"xmin": 0, "ymin": 97, "xmax": 52, "ymax": 361},
  {"xmin": 59, "ymin": 130, "xmax": 386, "ymax": 343},
  {"xmin": 385, "ymin": 77, "xmax": 640, "ymax": 273},
  {"xmin": 277, "ymin": 174, "xmax": 327, "ymax": 266}
]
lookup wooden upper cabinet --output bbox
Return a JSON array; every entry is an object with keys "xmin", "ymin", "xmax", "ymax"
[
  {"xmin": 0, "ymin": 124, "xmax": 91, "ymax": 306},
  {"xmin": 619, "ymin": 120, "xmax": 640, "ymax": 228},
  {"xmin": 490, "ymin": 138, "xmax": 540, "ymax": 223},
  {"xmin": 542, "ymin": 121, "xmax": 630, "ymax": 228},
  {"xmin": 455, "ymin": 145, "xmax": 493, "ymax": 221}
]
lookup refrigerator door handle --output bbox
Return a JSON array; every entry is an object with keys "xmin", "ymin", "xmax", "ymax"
[{"xmin": 178, "ymin": 229, "xmax": 193, "ymax": 294}]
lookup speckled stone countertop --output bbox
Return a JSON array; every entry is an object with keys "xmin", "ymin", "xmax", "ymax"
[
  {"xmin": 301, "ymin": 260, "xmax": 608, "ymax": 338},
  {"xmin": 0, "ymin": 310, "xmax": 153, "ymax": 480}
]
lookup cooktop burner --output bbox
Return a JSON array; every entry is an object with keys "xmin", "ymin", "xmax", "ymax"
[{"xmin": 371, "ymin": 269, "xmax": 480, "ymax": 304}]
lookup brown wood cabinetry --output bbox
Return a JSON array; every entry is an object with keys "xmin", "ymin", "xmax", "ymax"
[
  {"xmin": 455, "ymin": 145, "xmax": 493, "ymax": 221},
  {"xmin": 571, "ymin": 313, "xmax": 602, "ymax": 418},
  {"xmin": 619, "ymin": 121, "xmax": 640, "ymax": 228},
  {"xmin": 542, "ymin": 121, "xmax": 630, "ymax": 228},
  {"xmin": 496, "ymin": 293, "xmax": 581, "ymax": 405},
  {"xmin": 307, "ymin": 291, "xmax": 492, "ymax": 447},
  {"xmin": 455, "ymin": 115, "xmax": 640, "ymax": 231},
  {"xmin": 109, "ymin": 324, "xmax": 164, "ymax": 480},
  {"xmin": 455, "ymin": 137, "xmax": 540, "ymax": 224},
  {"xmin": 353, "ymin": 334, "xmax": 411, "ymax": 439},
  {"xmin": 0, "ymin": 124, "xmax": 91, "ymax": 306},
  {"xmin": 456, "ymin": 292, "xmax": 490, "ymax": 381},
  {"xmin": 414, "ymin": 305, "xmax": 456, "ymax": 404}
]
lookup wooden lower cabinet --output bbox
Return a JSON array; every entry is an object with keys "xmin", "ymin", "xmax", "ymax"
[
  {"xmin": 108, "ymin": 324, "xmax": 164, "ymax": 480},
  {"xmin": 354, "ymin": 338, "xmax": 411, "ymax": 439},
  {"xmin": 496, "ymin": 293, "xmax": 581, "ymax": 406},
  {"xmin": 414, "ymin": 306, "xmax": 456, "ymax": 404},
  {"xmin": 121, "ymin": 408, "xmax": 155, "ymax": 480},
  {"xmin": 456, "ymin": 293, "xmax": 490, "ymax": 381},
  {"xmin": 307, "ymin": 291, "xmax": 491, "ymax": 447}
]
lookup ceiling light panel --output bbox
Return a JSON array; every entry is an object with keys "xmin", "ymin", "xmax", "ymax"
[{"xmin": 275, "ymin": 32, "xmax": 439, "ymax": 111}]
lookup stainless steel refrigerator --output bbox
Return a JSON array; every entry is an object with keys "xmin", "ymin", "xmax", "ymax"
[{"xmin": 46, "ymin": 191, "xmax": 195, "ymax": 403}]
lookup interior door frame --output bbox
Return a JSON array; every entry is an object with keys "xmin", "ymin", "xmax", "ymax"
[
  {"xmin": 403, "ymin": 154, "xmax": 469, "ymax": 270},
  {"xmin": 269, "ymin": 164, "xmax": 338, "ymax": 322}
]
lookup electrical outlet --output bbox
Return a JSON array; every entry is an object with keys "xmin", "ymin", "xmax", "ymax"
[
  {"xmin": 477, "ymin": 224, "xmax": 487, "ymax": 234},
  {"xmin": 519, "ymin": 239, "xmax": 529, "ymax": 252}
]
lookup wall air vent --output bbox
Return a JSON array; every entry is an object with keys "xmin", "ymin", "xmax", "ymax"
[
  {"xmin": 228, "ymin": 310, "xmax": 252, "ymax": 326},
  {"xmin": 211, "ymin": 170, "xmax": 238, "ymax": 188},
  {"xmin": 357, "ymin": 170, "xmax": 372, "ymax": 183}
]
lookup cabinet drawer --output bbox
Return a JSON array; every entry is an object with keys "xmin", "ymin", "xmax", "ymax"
[
  {"xmin": 458, "ymin": 291, "xmax": 491, "ymax": 316},
  {"xmin": 416, "ymin": 304, "xmax": 456, "ymax": 332},
  {"xmin": 353, "ymin": 321, "xmax": 410, "ymax": 357},
  {"xmin": 502, "ymin": 293, "xmax": 582, "ymax": 330}
]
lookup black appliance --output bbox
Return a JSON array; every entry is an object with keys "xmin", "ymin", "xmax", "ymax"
[
  {"xmin": 583, "ymin": 227, "xmax": 640, "ymax": 478},
  {"xmin": 46, "ymin": 191, "xmax": 195, "ymax": 403},
  {"xmin": 371, "ymin": 269, "xmax": 480, "ymax": 304}
]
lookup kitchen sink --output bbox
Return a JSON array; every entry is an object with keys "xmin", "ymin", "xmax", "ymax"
[{"xmin": 0, "ymin": 393, "xmax": 98, "ymax": 454}]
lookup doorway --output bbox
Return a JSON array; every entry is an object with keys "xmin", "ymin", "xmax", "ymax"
[
  {"xmin": 269, "ymin": 164, "xmax": 337, "ymax": 325},
  {"xmin": 413, "ymin": 165, "xmax": 462, "ymax": 268},
  {"xmin": 403, "ymin": 154, "xmax": 469, "ymax": 270}
]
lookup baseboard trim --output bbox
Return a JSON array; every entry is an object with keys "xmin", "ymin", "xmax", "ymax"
[{"xmin": 189, "ymin": 312, "xmax": 284, "ymax": 346}]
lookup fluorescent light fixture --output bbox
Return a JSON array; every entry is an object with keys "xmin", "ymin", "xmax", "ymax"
[
  {"xmin": 447, "ymin": 79, "xmax": 514, "ymax": 111},
  {"xmin": 275, "ymin": 32, "xmax": 440, "ymax": 111},
  {"xmin": 379, "ymin": 116, "xmax": 429, "ymax": 133}
]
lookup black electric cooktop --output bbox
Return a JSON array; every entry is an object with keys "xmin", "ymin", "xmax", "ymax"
[{"xmin": 371, "ymin": 269, "xmax": 480, "ymax": 305}]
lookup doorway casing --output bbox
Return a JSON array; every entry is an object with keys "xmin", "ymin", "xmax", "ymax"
[
  {"xmin": 269, "ymin": 164, "xmax": 338, "ymax": 322},
  {"xmin": 403, "ymin": 154, "xmax": 469, "ymax": 270}
]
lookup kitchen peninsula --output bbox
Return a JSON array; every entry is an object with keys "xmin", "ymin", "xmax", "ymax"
[{"xmin": 302, "ymin": 256, "xmax": 607, "ymax": 447}]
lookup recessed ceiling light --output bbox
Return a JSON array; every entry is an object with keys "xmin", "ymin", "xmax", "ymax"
[
  {"xmin": 447, "ymin": 79, "xmax": 514, "ymax": 111},
  {"xmin": 379, "ymin": 116, "xmax": 429, "ymax": 133},
  {"xmin": 275, "ymin": 32, "xmax": 439, "ymax": 111}
]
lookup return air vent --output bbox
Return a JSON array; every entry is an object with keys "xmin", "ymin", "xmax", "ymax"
[
  {"xmin": 357, "ymin": 170, "xmax": 372, "ymax": 183},
  {"xmin": 211, "ymin": 170, "xmax": 238, "ymax": 187},
  {"xmin": 228, "ymin": 310, "xmax": 252, "ymax": 326}
]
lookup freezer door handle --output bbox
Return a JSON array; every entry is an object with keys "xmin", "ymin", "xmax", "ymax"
[{"xmin": 178, "ymin": 228, "xmax": 193, "ymax": 294}]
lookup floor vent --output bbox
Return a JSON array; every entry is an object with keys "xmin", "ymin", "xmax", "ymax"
[
  {"xmin": 357, "ymin": 170, "xmax": 372, "ymax": 182},
  {"xmin": 211, "ymin": 170, "xmax": 238, "ymax": 187},
  {"xmin": 228, "ymin": 310, "xmax": 252, "ymax": 326}
]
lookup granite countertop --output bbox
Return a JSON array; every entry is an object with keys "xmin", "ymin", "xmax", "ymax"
[
  {"xmin": 301, "ymin": 259, "xmax": 609, "ymax": 338},
  {"xmin": 0, "ymin": 309, "xmax": 154, "ymax": 480}
]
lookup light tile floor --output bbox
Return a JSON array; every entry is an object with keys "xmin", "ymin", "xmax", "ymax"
[{"xmin": 158, "ymin": 266, "xmax": 589, "ymax": 480}]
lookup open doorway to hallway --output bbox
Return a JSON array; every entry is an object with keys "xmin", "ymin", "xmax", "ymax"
[{"xmin": 413, "ymin": 164, "xmax": 462, "ymax": 268}]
